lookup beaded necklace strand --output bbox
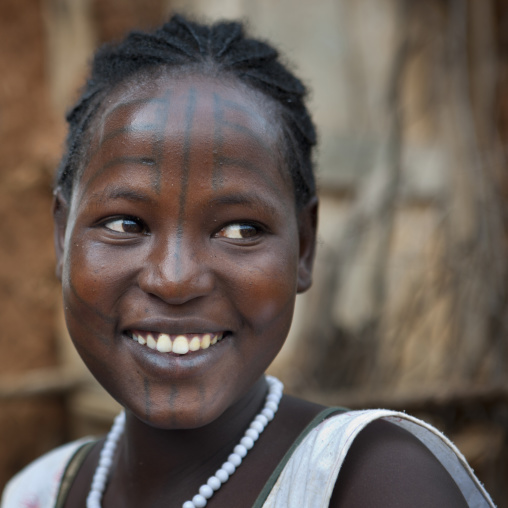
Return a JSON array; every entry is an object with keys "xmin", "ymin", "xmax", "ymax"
[{"xmin": 87, "ymin": 375, "xmax": 284, "ymax": 508}]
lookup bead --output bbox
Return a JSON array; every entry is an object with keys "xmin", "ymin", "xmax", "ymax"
[
  {"xmin": 240, "ymin": 436, "xmax": 254, "ymax": 449},
  {"xmin": 255, "ymin": 414, "xmax": 269, "ymax": 426},
  {"xmin": 192, "ymin": 494, "xmax": 207, "ymax": 507},
  {"xmin": 234, "ymin": 444, "xmax": 248, "ymax": 457},
  {"xmin": 228, "ymin": 453, "xmax": 242, "ymax": 466},
  {"xmin": 100, "ymin": 456, "xmax": 113, "ymax": 468},
  {"xmin": 261, "ymin": 408, "xmax": 275, "ymax": 421},
  {"xmin": 199, "ymin": 484, "xmax": 214, "ymax": 499},
  {"xmin": 245, "ymin": 428, "xmax": 259, "ymax": 441},
  {"xmin": 265, "ymin": 401, "xmax": 278, "ymax": 412},
  {"xmin": 215, "ymin": 468, "xmax": 229, "ymax": 483},
  {"xmin": 207, "ymin": 476, "xmax": 221, "ymax": 491},
  {"xmin": 250, "ymin": 420, "xmax": 264, "ymax": 433},
  {"xmin": 222, "ymin": 461, "xmax": 236, "ymax": 475},
  {"xmin": 87, "ymin": 377, "xmax": 284, "ymax": 508}
]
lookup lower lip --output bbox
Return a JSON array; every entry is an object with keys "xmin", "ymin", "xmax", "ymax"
[{"xmin": 122, "ymin": 333, "xmax": 230, "ymax": 379}]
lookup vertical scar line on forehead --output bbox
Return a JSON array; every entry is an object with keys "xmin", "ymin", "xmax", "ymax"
[
  {"xmin": 174, "ymin": 87, "xmax": 197, "ymax": 268},
  {"xmin": 219, "ymin": 98, "xmax": 275, "ymax": 155},
  {"xmin": 150, "ymin": 90, "xmax": 172, "ymax": 194},
  {"xmin": 212, "ymin": 93, "xmax": 225, "ymax": 191}
]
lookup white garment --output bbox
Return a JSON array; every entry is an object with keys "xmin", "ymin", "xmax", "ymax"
[
  {"xmin": 1, "ymin": 410, "xmax": 496, "ymax": 508},
  {"xmin": 259, "ymin": 409, "xmax": 495, "ymax": 508}
]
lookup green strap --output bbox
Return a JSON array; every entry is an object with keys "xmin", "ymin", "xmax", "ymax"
[
  {"xmin": 54, "ymin": 440, "xmax": 97, "ymax": 508},
  {"xmin": 252, "ymin": 407, "xmax": 347, "ymax": 508}
]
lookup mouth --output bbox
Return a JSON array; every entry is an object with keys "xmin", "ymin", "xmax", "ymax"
[{"xmin": 125, "ymin": 330, "xmax": 227, "ymax": 355}]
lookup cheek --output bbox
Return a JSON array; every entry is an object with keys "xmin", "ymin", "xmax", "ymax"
[
  {"xmin": 223, "ymin": 240, "xmax": 299, "ymax": 331},
  {"xmin": 64, "ymin": 238, "xmax": 133, "ymax": 309}
]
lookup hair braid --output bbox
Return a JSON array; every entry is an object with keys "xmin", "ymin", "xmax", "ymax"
[{"xmin": 55, "ymin": 14, "xmax": 317, "ymax": 208}]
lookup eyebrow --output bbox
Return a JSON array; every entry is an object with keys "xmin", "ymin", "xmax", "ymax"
[
  {"xmin": 209, "ymin": 193, "xmax": 279, "ymax": 216},
  {"xmin": 88, "ymin": 185, "xmax": 157, "ymax": 206},
  {"xmin": 78, "ymin": 156, "xmax": 158, "ymax": 205}
]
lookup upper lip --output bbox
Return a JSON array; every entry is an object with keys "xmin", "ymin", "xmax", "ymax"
[{"xmin": 121, "ymin": 317, "xmax": 230, "ymax": 336}]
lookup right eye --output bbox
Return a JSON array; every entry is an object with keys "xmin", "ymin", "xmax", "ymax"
[{"xmin": 103, "ymin": 217, "xmax": 147, "ymax": 234}]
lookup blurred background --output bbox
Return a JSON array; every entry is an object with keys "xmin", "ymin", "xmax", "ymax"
[{"xmin": 1, "ymin": 0, "xmax": 508, "ymax": 504}]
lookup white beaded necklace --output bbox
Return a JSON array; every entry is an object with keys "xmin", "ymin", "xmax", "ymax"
[{"xmin": 87, "ymin": 375, "xmax": 283, "ymax": 508}]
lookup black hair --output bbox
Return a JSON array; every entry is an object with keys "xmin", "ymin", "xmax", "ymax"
[{"xmin": 55, "ymin": 14, "xmax": 317, "ymax": 209}]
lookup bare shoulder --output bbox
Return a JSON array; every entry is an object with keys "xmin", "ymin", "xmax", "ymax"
[{"xmin": 329, "ymin": 418, "xmax": 469, "ymax": 508}]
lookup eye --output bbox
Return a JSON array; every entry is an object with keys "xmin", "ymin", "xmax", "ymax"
[
  {"xmin": 103, "ymin": 217, "xmax": 147, "ymax": 235},
  {"xmin": 215, "ymin": 223, "xmax": 261, "ymax": 240}
]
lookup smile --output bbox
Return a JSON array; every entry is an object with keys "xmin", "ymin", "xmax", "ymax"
[{"xmin": 126, "ymin": 330, "xmax": 224, "ymax": 355}]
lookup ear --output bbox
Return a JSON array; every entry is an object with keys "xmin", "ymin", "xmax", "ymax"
[
  {"xmin": 297, "ymin": 196, "xmax": 318, "ymax": 293},
  {"xmin": 52, "ymin": 190, "xmax": 69, "ymax": 282}
]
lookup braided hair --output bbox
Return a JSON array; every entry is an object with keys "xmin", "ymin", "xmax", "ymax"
[{"xmin": 55, "ymin": 14, "xmax": 317, "ymax": 209}]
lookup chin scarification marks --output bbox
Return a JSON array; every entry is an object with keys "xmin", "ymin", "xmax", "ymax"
[
  {"xmin": 144, "ymin": 378, "xmax": 151, "ymax": 421},
  {"xmin": 174, "ymin": 87, "xmax": 197, "ymax": 269}
]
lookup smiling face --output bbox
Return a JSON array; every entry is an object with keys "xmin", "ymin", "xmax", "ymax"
[{"xmin": 54, "ymin": 72, "xmax": 316, "ymax": 429}]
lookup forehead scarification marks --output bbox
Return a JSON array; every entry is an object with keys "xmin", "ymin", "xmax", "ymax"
[
  {"xmin": 212, "ymin": 94, "xmax": 284, "ymax": 194},
  {"xmin": 76, "ymin": 95, "xmax": 171, "ymax": 207},
  {"xmin": 174, "ymin": 88, "xmax": 197, "ymax": 273},
  {"xmin": 212, "ymin": 93, "xmax": 224, "ymax": 191},
  {"xmin": 149, "ymin": 90, "xmax": 172, "ymax": 194},
  {"xmin": 220, "ymin": 98, "xmax": 275, "ymax": 156}
]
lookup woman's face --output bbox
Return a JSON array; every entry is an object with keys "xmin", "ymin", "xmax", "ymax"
[{"xmin": 55, "ymin": 73, "xmax": 316, "ymax": 429}]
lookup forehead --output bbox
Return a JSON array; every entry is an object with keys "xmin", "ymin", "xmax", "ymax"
[
  {"xmin": 75, "ymin": 73, "xmax": 292, "ymax": 199},
  {"xmin": 97, "ymin": 73, "xmax": 281, "ymax": 139}
]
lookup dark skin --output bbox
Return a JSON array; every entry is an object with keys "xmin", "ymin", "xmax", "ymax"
[{"xmin": 54, "ymin": 72, "xmax": 469, "ymax": 507}]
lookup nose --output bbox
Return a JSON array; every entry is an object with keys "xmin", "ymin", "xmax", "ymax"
[{"xmin": 138, "ymin": 236, "xmax": 215, "ymax": 305}]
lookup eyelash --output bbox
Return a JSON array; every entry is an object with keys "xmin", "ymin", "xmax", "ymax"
[
  {"xmin": 214, "ymin": 221, "xmax": 265, "ymax": 241},
  {"xmin": 102, "ymin": 216, "xmax": 148, "ymax": 235},
  {"xmin": 99, "ymin": 217, "xmax": 266, "ymax": 241}
]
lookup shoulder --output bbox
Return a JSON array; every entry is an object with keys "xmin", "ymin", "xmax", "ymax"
[
  {"xmin": 328, "ymin": 415, "xmax": 469, "ymax": 508},
  {"xmin": 1, "ymin": 438, "xmax": 93, "ymax": 508}
]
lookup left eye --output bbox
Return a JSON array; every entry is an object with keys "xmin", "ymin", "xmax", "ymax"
[
  {"xmin": 216, "ymin": 223, "xmax": 260, "ymax": 239},
  {"xmin": 104, "ymin": 217, "xmax": 146, "ymax": 234}
]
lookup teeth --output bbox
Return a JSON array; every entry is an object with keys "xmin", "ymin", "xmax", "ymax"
[
  {"xmin": 173, "ymin": 335, "xmax": 189, "ymax": 354},
  {"xmin": 157, "ymin": 334, "xmax": 172, "ymax": 353},
  {"xmin": 147, "ymin": 334, "xmax": 157, "ymax": 349},
  {"xmin": 128, "ymin": 331, "xmax": 226, "ymax": 355},
  {"xmin": 189, "ymin": 336, "xmax": 201, "ymax": 351}
]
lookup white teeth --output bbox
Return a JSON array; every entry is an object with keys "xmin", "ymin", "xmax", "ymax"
[
  {"xmin": 189, "ymin": 336, "xmax": 201, "ymax": 351},
  {"xmin": 157, "ymin": 334, "xmax": 172, "ymax": 353},
  {"xmin": 146, "ymin": 334, "xmax": 157, "ymax": 349},
  {"xmin": 129, "ymin": 331, "xmax": 226, "ymax": 354},
  {"xmin": 173, "ymin": 335, "xmax": 189, "ymax": 354},
  {"xmin": 202, "ymin": 334, "xmax": 211, "ymax": 349}
]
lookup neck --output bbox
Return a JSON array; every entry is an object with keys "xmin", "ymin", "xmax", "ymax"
[{"xmin": 109, "ymin": 377, "xmax": 268, "ymax": 506}]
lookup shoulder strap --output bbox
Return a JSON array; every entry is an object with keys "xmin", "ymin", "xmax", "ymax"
[
  {"xmin": 252, "ymin": 407, "xmax": 346, "ymax": 508},
  {"xmin": 54, "ymin": 440, "xmax": 97, "ymax": 508}
]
